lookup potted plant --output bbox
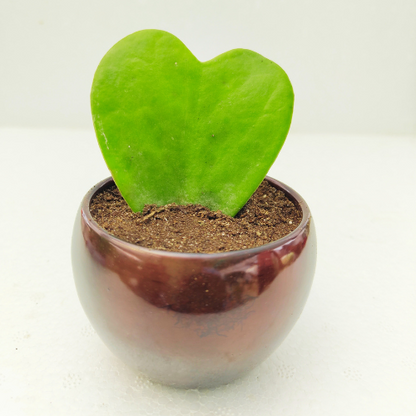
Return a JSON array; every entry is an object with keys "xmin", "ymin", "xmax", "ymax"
[{"xmin": 71, "ymin": 29, "xmax": 317, "ymax": 389}]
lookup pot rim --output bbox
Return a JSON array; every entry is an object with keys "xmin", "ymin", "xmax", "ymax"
[{"xmin": 80, "ymin": 176, "xmax": 311, "ymax": 259}]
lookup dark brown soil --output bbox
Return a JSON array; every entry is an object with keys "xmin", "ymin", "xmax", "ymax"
[{"xmin": 90, "ymin": 180, "xmax": 302, "ymax": 253}]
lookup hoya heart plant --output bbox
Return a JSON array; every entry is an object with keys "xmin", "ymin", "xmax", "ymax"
[{"xmin": 91, "ymin": 29, "xmax": 294, "ymax": 217}]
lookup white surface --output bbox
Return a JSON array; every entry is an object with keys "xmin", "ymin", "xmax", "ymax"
[
  {"xmin": 1, "ymin": 0, "xmax": 416, "ymax": 135},
  {"xmin": 1, "ymin": 128, "xmax": 415, "ymax": 415}
]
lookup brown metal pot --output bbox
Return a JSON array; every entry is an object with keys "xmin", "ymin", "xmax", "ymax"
[{"xmin": 71, "ymin": 176, "xmax": 317, "ymax": 388}]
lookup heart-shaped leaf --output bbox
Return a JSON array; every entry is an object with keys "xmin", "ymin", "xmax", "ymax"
[{"xmin": 91, "ymin": 29, "xmax": 293, "ymax": 216}]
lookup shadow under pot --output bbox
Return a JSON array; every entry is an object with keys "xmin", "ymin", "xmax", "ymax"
[{"xmin": 71, "ymin": 176, "xmax": 317, "ymax": 389}]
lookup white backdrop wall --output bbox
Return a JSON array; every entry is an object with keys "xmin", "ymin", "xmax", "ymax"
[{"xmin": 1, "ymin": 0, "xmax": 415, "ymax": 135}]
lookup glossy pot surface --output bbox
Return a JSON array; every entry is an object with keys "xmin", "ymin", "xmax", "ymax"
[{"xmin": 71, "ymin": 176, "xmax": 317, "ymax": 388}]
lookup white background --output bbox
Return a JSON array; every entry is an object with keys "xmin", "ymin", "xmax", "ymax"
[
  {"xmin": 1, "ymin": 0, "xmax": 416, "ymax": 135},
  {"xmin": 1, "ymin": 1, "xmax": 415, "ymax": 415}
]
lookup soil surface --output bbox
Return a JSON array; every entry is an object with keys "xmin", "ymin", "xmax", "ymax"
[{"xmin": 90, "ymin": 180, "xmax": 302, "ymax": 254}]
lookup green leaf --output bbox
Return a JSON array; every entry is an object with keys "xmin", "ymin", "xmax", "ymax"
[{"xmin": 91, "ymin": 29, "xmax": 294, "ymax": 216}]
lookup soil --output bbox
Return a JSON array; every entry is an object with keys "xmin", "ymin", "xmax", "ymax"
[{"xmin": 90, "ymin": 180, "xmax": 302, "ymax": 254}]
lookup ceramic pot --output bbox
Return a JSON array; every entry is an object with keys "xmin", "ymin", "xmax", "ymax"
[{"xmin": 71, "ymin": 176, "xmax": 317, "ymax": 388}]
